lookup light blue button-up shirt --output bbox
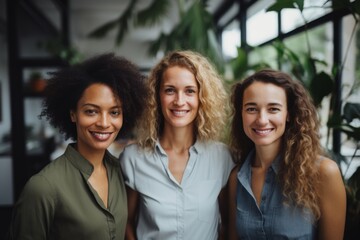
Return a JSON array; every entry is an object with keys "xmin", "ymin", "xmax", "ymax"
[
  {"xmin": 236, "ymin": 150, "xmax": 316, "ymax": 239},
  {"xmin": 120, "ymin": 140, "xmax": 234, "ymax": 240}
]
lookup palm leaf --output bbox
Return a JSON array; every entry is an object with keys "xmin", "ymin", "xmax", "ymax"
[
  {"xmin": 136, "ymin": 0, "xmax": 170, "ymax": 27},
  {"xmin": 87, "ymin": 18, "xmax": 120, "ymax": 38},
  {"xmin": 147, "ymin": 0, "xmax": 223, "ymax": 70},
  {"xmin": 87, "ymin": 0, "xmax": 138, "ymax": 45}
]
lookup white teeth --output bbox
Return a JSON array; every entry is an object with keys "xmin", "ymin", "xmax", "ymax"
[
  {"xmin": 92, "ymin": 132, "xmax": 111, "ymax": 140},
  {"xmin": 255, "ymin": 129, "xmax": 271, "ymax": 134},
  {"xmin": 172, "ymin": 110, "xmax": 188, "ymax": 116}
]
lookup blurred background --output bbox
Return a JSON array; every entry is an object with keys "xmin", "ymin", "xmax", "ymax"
[{"xmin": 0, "ymin": 0, "xmax": 359, "ymax": 238}]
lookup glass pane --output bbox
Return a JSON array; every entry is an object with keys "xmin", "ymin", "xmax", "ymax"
[
  {"xmin": 283, "ymin": 23, "xmax": 332, "ymax": 73},
  {"xmin": 221, "ymin": 20, "xmax": 240, "ymax": 59},
  {"xmin": 247, "ymin": 9, "xmax": 278, "ymax": 46},
  {"xmin": 342, "ymin": 15, "xmax": 359, "ymax": 103},
  {"xmin": 281, "ymin": 0, "xmax": 331, "ymax": 33}
]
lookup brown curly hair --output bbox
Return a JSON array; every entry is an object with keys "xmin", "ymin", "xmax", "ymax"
[
  {"xmin": 230, "ymin": 69, "xmax": 322, "ymax": 220},
  {"xmin": 137, "ymin": 50, "xmax": 228, "ymax": 149}
]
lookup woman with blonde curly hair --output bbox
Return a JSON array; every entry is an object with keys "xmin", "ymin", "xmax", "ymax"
[
  {"xmin": 227, "ymin": 69, "xmax": 346, "ymax": 239},
  {"xmin": 120, "ymin": 50, "xmax": 234, "ymax": 240}
]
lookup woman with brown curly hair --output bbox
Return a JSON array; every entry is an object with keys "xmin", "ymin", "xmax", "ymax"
[
  {"xmin": 120, "ymin": 50, "xmax": 234, "ymax": 240},
  {"xmin": 227, "ymin": 69, "xmax": 346, "ymax": 239},
  {"xmin": 8, "ymin": 53, "xmax": 148, "ymax": 240}
]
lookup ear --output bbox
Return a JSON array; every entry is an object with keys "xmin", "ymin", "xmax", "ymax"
[{"xmin": 70, "ymin": 110, "xmax": 76, "ymax": 122}]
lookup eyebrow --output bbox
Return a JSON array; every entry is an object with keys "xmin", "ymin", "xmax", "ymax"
[
  {"xmin": 81, "ymin": 103, "xmax": 122, "ymax": 108},
  {"xmin": 243, "ymin": 102, "xmax": 284, "ymax": 107},
  {"xmin": 163, "ymin": 84, "xmax": 198, "ymax": 89}
]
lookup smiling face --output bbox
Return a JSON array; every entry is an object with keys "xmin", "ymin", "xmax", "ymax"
[
  {"xmin": 242, "ymin": 81, "xmax": 288, "ymax": 151},
  {"xmin": 70, "ymin": 83, "xmax": 123, "ymax": 155},
  {"xmin": 159, "ymin": 66, "xmax": 199, "ymax": 131}
]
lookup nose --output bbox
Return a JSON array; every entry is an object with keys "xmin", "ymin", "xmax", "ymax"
[
  {"xmin": 174, "ymin": 92, "xmax": 185, "ymax": 106},
  {"xmin": 96, "ymin": 113, "xmax": 110, "ymax": 128},
  {"xmin": 256, "ymin": 110, "xmax": 269, "ymax": 125}
]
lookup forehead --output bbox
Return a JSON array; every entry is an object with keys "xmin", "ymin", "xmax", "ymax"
[
  {"xmin": 161, "ymin": 66, "xmax": 197, "ymax": 86},
  {"xmin": 243, "ymin": 81, "xmax": 287, "ymax": 104},
  {"xmin": 78, "ymin": 83, "xmax": 121, "ymax": 105}
]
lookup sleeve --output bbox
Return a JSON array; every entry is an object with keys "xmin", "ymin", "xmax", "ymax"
[
  {"xmin": 119, "ymin": 145, "xmax": 137, "ymax": 190},
  {"xmin": 8, "ymin": 174, "xmax": 56, "ymax": 240}
]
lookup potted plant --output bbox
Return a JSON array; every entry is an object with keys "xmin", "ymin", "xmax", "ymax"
[{"xmin": 29, "ymin": 71, "xmax": 46, "ymax": 93}]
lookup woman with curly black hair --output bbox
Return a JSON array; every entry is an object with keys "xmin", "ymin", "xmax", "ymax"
[
  {"xmin": 8, "ymin": 53, "xmax": 148, "ymax": 240},
  {"xmin": 227, "ymin": 69, "xmax": 346, "ymax": 239}
]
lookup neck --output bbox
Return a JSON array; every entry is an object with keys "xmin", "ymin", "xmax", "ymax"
[
  {"xmin": 75, "ymin": 143, "xmax": 106, "ymax": 168},
  {"xmin": 253, "ymin": 144, "xmax": 280, "ymax": 169},
  {"xmin": 160, "ymin": 125, "xmax": 195, "ymax": 153}
]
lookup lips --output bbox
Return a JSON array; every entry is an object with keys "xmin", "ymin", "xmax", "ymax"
[
  {"xmin": 253, "ymin": 128, "xmax": 273, "ymax": 135},
  {"xmin": 90, "ymin": 131, "xmax": 112, "ymax": 141},
  {"xmin": 171, "ymin": 110, "xmax": 189, "ymax": 117}
]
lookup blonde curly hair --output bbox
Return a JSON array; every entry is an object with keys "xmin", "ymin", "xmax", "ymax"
[
  {"xmin": 230, "ymin": 69, "xmax": 322, "ymax": 220},
  {"xmin": 137, "ymin": 50, "xmax": 228, "ymax": 149}
]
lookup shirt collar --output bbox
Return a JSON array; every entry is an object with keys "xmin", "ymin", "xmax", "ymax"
[
  {"xmin": 271, "ymin": 154, "xmax": 281, "ymax": 174},
  {"xmin": 240, "ymin": 149, "xmax": 281, "ymax": 175},
  {"xmin": 65, "ymin": 143, "xmax": 113, "ymax": 176}
]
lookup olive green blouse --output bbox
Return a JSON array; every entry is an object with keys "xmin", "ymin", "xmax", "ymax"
[{"xmin": 9, "ymin": 144, "xmax": 127, "ymax": 240}]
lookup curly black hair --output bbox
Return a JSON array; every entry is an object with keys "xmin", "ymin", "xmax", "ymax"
[{"xmin": 39, "ymin": 53, "xmax": 148, "ymax": 141}]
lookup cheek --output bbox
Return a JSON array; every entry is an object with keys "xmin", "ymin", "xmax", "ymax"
[
  {"xmin": 76, "ymin": 117, "xmax": 92, "ymax": 127},
  {"xmin": 278, "ymin": 115, "xmax": 288, "ymax": 126},
  {"xmin": 159, "ymin": 96, "xmax": 170, "ymax": 113},
  {"xmin": 191, "ymin": 96, "xmax": 200, "ymax": 110},
  {"xmin": 114, "ymin": 116, "xmax": 124, "ymax": 129}
]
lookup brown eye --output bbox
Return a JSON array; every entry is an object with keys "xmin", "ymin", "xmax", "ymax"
[
  {"xmin": 164, "ymin": 88, "xmax": 175, "ymax": 94},
  {"xmin": 84, "ymin": 109, "xmax": 97, "ymax": 115},
  {"xmin": 111, "ymin": 109, "xmax": 122, "ymax": 117}
]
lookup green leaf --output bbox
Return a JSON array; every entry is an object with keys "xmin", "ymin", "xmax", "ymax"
[
  {"xmin": 230, "ymin": 47, "xmax": 248, "ymax": 80},
  {"xmin": 136, "ymin": 0, "xmax": 170, "ymax": 27},
  {"xmin": 87, "ymin": 0, "xmax": 137, "ymax": 45},
  {"xmin": 115, "ymin": 18, "xmax": 129, "ymax": 46},
  {"xmin": 309, "ymin": 71, "xmax": 334, "ymax": 107},
  {"xmin": 273, "ymin": 41, "xmax": 305, "ymax": 82},
  {"xmin": 87, "ymin": 18, "xmax": 120, "ymax": 38},
  {"xmin": 303, "ymin": 56, "xmax": 317, "ymax": 86},
  {"xmin": 332, "ymin": 0, "xmax": 350, "ymax": 11},
  {"xmin": 267, "ymin": 0, "xmax": 304, "ymax": 13},
  {"xmin": 148, "ymin": 32, "xmax": 167, "ymax": 56}
]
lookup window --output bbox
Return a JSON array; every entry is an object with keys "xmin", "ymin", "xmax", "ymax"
[
  {"xmin": 221, "ymin": 20, "xmax": 240, "ymax": 59},
  {"xmin": 247, "ymin": 9, "xmax": 278, "ymax": 46},
  {"xmin": 281, "ymin": 0, "xmax": 331, "ymax": 33}
]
